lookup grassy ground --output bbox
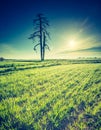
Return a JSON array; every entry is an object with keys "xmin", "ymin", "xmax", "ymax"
[{"xmin": 0, "ymin": 60, "xmax": 101, "ymax": 130}]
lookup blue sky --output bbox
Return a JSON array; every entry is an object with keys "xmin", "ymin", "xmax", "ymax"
[{"xmin": 0, "ymin": 0, "xmax": 101, "ymax": 59}]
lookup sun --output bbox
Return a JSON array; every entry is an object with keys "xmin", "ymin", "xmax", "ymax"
[
  {"xmin": 68, "ymin": 39, "xmax": 76, "ymax": 49},
  {"xmin": 69, "ymin": 40, "xmax": 75, "ymax": 46}
]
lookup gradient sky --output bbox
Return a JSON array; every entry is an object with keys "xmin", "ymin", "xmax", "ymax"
[{"xmin": 0, "ymin": 0, "xmax": 101, "ymax": 59}]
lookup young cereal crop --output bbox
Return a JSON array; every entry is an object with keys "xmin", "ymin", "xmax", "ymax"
[{"xmin": 0, "ymin": 61, "xmax": 101, "ymax": 130}]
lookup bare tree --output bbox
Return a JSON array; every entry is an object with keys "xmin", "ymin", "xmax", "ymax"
[{"xmin": 28, "ymin": 13, "xmax": 50, "ymax": 61}]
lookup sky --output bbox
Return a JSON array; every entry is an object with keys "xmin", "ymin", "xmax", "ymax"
[{"xmin": 0, "ymin": 0, "xmax": 101, "ymax": 59}]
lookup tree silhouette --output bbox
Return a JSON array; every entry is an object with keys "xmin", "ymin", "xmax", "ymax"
[{"xmin": 28, "ymin": 13, "xmax": 50, "ymax": 61}]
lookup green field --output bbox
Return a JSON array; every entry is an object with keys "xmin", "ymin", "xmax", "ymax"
[{"xmin": 0, "ymin": 60, "xmax": 101, "ymax": 130}]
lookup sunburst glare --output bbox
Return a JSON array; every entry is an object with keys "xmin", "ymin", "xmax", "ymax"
[{"xmin": 69, "ymin": 39, "xmax": 76, "ymax": 48}]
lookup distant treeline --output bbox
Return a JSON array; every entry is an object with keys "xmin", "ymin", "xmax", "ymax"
[
  {"xmin": 0, "ymin": 57, "xmax": 5, "ymax": 61},
  {"xmin": 0, "ymin": 58, "xmax": 101, "ymax": 63}
]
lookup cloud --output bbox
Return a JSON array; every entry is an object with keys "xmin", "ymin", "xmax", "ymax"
[
  {"xmin": 0, "ymin": 43, "xmax": 39, "ymax": 59},
  {"xmin": 0, "ymin": 43, "xmax": 24, "ymax": 59},
  {"xmin": 0, "ymin": 44, "xmax": 16, "ymax": 55},
  {"xmin": 61, "ymin": 46, "xmax": 101, "ymax": 54},
  {"xmin": 79, "ymin": 46, "xmax": 101, "ymax": 52}
]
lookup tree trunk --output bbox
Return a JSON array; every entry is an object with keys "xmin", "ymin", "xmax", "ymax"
[
  {"xmin": 39, "ymin": 16, "xmax": 43, "ymax": 61},
  {"xmin": 43, "ymin": 32, "xmax": 46, "ymax": 61}
]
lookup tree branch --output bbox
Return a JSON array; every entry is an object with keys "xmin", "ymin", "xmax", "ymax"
[
  {"xmin": 28, "ymin": 33, "xmax": 40, "ymax": 40},
  {"xmin": 33, "ymin": 43, "xmax": 40, "ymax": 51},
  {"xmin": 45, "ymin": 44, "xmax": 50, "ymax": 51}
]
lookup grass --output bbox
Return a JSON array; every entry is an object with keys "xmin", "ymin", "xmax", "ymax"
[{"xmin": 0, "ymin": 59, "xmax": 101, "ymax": 130}]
